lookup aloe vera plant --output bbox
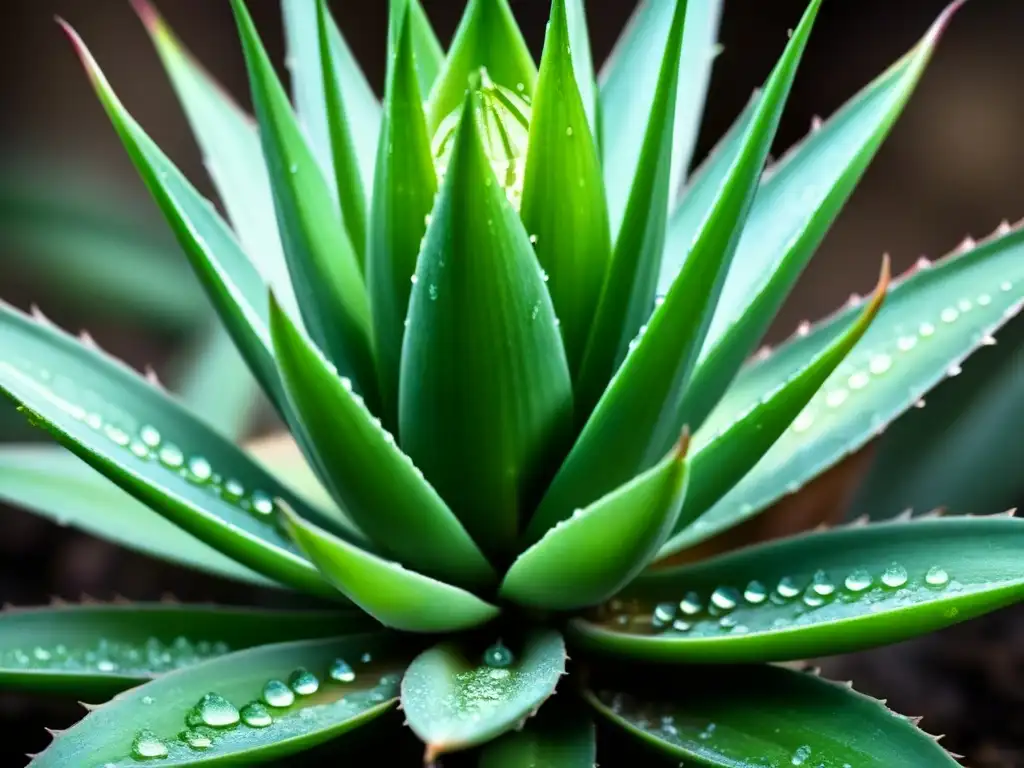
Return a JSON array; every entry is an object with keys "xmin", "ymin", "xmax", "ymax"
[{"xmin": 3, "ymin": 0, "xmax": 1023, "ymax": 764}]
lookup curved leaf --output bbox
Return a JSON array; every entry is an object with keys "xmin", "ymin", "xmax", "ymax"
[
  {"xmin": 668, "ymin": 6, "xmax": 958, "ymax": 431},
  {"xmin": 399, "ymin": 90, "xmax": 573, "ymax": 561},
  {"xmin": 133, "ymin": 0, "xmax": 299, "ymax": 318},
  {"xmin": 0, "ymin": 302, "xmax": 347, "ymax": 598},
  {"xmin": 585, "ymin": 662, "xmax": 958, "ymax": 767},
  {"xmin": 387, "ymin": 0, "xmax": 445, "ymax": 96},
  {"xmin": 574, "ymin": 0, "xmax": 687, "ymax": 415},
  {"xmin": 401, "ymin": 631, "xmax": 566, "ymax": 760},
  {"xmin": 527, "ymin": 1, "xmax": 819, "ymax": 544},
  {"xmin": 676, "ymin": 221, "xmax": 1024, "ymax": 550},
  {"xmin": 282, "ymin": 0, "xmax": 380, "ymax": 207},
  {"xmin": 658, "ymin": 260, "xmax": 889, "ymax": 556},
  {"xmin": 32, "ymin": 634, "xmax": 410, "ymax": 766},
  {"xmin": 503, "ymin": 436, "xmax": 689, "ymax": 610},
  {"xmin": 564, "ymin": 0, "xmax": 597, "ymax": 136},
  {"xmin": 270, "ymin": 297, "xmax": 495, "ymax": 589},
  {"xmin": 0, "ymin": 445, "xmax": 273, "ymax": 587},
  {"xmin": 426, "ymin": 0, "xmax": 537, "ymax": 132},
  {"xmin": 571, "ymin": 516, "xmax": 1024, "ymax": 662},
  {"xmin": 0, "ymin": 604, "xmax": 366, "ymax": 696},
  {"xmin": 478, "ymin": 702, "xmax": 596, "ymax": 768},
  {"xmin": 281, "ymin": 504, "xmax": 500, "ymax": 633},
  {"xmin": 599, "ymin": 0, "xmax": 724, "ymax": 226},
  {"xmin": 231, "ymin": 0, "xmax": 379, "ymax": 408},
  {"xmin": 369, "ymin": 4, "xmax": 438, "ymax": 424},
  {"xmin": 520, "ymin": 0, "xmax": 611, "ymax": 377}
]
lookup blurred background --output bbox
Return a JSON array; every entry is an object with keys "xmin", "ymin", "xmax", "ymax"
[{"xmin": 1, "ymin": 0, "xmax": 1022, "ymax": 765}]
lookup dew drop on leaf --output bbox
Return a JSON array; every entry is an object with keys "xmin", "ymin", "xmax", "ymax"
[
  {"xmin": 261, "ymin": 679, "xmax": 295, "ymax": 708},
  {"xmin": 131, "ymin": 729, "xmax": 169, "ymax": 760},
  {"xmin": 881, "ymin": 563, "xmax": 908, "ymax": 588},
  {"xmin": 178, "ymin": 728, "xmax": 213, "ymax": 750},
  {"xmin": 775, "ymin": 576, "xmax": 801, "ymax": 600},
  {"xmin": 482, "ymin": 641, "xmax": 514, "ymax": 669},
  {"xmin": 844, "ymin": 569, "xmax": 873, "ymax": 593},
  {"xmin": 679, "ymin": 592, "xmax": 703, "ymax": 616},
  {"xmin": 329, "ymin": 658, "xmax": 356, "ymax": 683},
  {"xmin": 288, "ymin": 668, "xmax": 320, "ymax": 696},
  {"xmin": 240, "ymin": 701, "xmax": 273, "ymax": 728},
  {"xmin": 190, "ymin": 692, "xmax": 240, "ymax": 728},
  {"xmin": 925, "ymin": 566, "xmax": 950, "ymax": 587},
  {"xmin": 710, "ymin": 586, "xmax": 740, "ymax": 613},
  {"xmin": 743, "ymin": 580, "xmax": 767, "ymax": 604}
]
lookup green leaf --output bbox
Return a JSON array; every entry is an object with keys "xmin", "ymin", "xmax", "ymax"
[
  {"xmin": 564, "ymin": 0, "xmax": 597, "ymax": 137},
  {"xmin": 0, "ymin": 604, "xmax": 366, "ymax": 697},
  {"xmin": 281, "ymin": 0, "xmax": 380, "ymax": 207},
  {"xmin": 658, "ymin": 261, "xmax": 889, "ymax": 557},
  {"xmin": 666, "ymin": 8, "xmax": 956, "ymax": 431},
  {"xmin": 675, "ymin": 222, "xmax": 1024, "ymax": 550},
  {"xmin": 387, "ymin": 0, "xmax": 446, "ymax": 97},
  {"xmin": 478, "ymin": 701, "xmax": 597, "ymax": 768},
  {"xmin": 401, "ymin": 631, "xmax": 566, "ymax": 760},
  {"xmin": 571, "ymin": 515, "xmax": 1024, "ymax": 663},
  {"xmin": 426, "ymin": 0, "xmax": 537, "ymax": 132},
  {"xmin": 231, "ymin": 0, "xmax": 379, "ymax": 408},
  {"xmin": 281, "ymin": 504, "xmax": 500, "ymax": 633},
  {"xmin": 32, "ymin": 634, "xmax": 410, "ymax": 766},
  {"xmin": 0, "ymin": 300, "xmax": 347, "ymax": 598},
  {"xmin": 73, "ymin": 16, "xmax": 295, "ymax": 421},
  {"xmin": 0, "ymin": 444, "xmax": 273, "ymax": 587},
  {"xmin": 399, "ymin": 90, "xmax": 574, "ymax": 561},
  {"xmin": 502, "ymin": 437, "xmax": 689, "ymax": 610},
  {"xmin": 520, "ymin": 0, "xmax": 611, "ymax": 377},
  {"xmin": 526, "ymin": 2, "xmax": 819, "ymax": 544},
  {"xmin": 850, "ymin": 313, "xmax": 1024, "ymax": 520},
  {"xmin": 369, "ymin": 5, "xmax": 438, "ymax": 425},
  {"xmin": 269, "ymin": 297, "xmax": 495, "ymax": 589},
  {"xmin": 573, "ymin": 0, "xmax": 688, "ymax": 415},
  {"xmin": 0, "ymin": 155, "xmax": 205, "ymax": 330},
  {"xmin": 134, "ymin": 0, "xmax": 299, "ymax": 318},
  {"xmin": 599, "ymin": 0, "xmax": 724, "ymax": 227},
  {"xmin": 585, "ymin": 662, "xmax": 958, "ymax": 767}
]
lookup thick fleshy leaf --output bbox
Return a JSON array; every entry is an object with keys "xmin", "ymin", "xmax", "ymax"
[
  {"xmin": 851, "ymin": 313, "xmax": 1024, "ymax": 519},
  {"xmin": 675, "ymin": 222, "xmax": 1024, "ymax": 550},
  {"xmin": 658, "ymin": 260, "xmax": 889, "ymax": 556},
  {"xmin": 369, "ymin": 5, "xmax": 438, "ymax": 423},
  {"xmin": 231, "ymin": 0, "xmax": 378, "ymax": 407},
  {"xmin": 401, "ymin": 631, "xmax": 566, "ymax": 760},
  {"xmin": 571, "ymin": 516, "xmax": 1024, "ymax": 662},
  {"xmin": 667, "ymin": 6, "xmax": 958, "ymax": 431},
  {"xmin": 281, "ymin": 0, "xmax": 380, "ymax": 206},
  {"xmin": 478, "ymin": 701, "xmax": 597, "ymax": 768},
  {"xmin": 0, "ymin": 302, "xmax": 352, "ymax": 598},
  {"xmin": 0, "ymin": 156, "xmax": 204, "ymax": 330},
  {"xmin": 526, "ymin": 2, "xmax": 819, "ymax": 544},
  {"xmin": 564, "ymin": 0, "xmax": 597, "ymax": 136},
  {"xmin": 503, "ymin": 436, "xmax": 689, "ymax": 610},
  {"xmin": 585, "ymin": 663, "xmax": 958, "ymax": 767},
  {"xmin": 599, "ymin": 0, "xmax": 724, "ymax": 226},
  {"xmin": 426, "ymin": 0, "xmax": 537, "ymax": 132},
  {"xmin": 270, "ymin": 297, "xmax": 494, "ymax": 589},
  {"xmin": 281, "ymin": 504, "xmax": 500, "ymax": 633},
  {"xmin": 573, "ymin": 0, "xmax": 687, "ymax": 415},
  {"xmin": 387, "ymin": 0, "xmax": 446, "ymax": 96},
  {"xmin": 399, "ymin": 90, "xmax": 573, "ymax": 561},
  {"xmin": 0, "ymin": 604, "xmax": 366, "ymax": 696},
  {"xmin": 0, "ymin": 445, "xmax": 272, "ymax": 587},
  {"xmin": 520, "ymin": 0, "xmax": 611, "ymax": 377},
  {"xmin": 134, "ymin": 0, "xmax": 299, "ymax": 318},
  {"xmin": 32, "ymin": 634, "xmax": 410, "ymax": 766}
]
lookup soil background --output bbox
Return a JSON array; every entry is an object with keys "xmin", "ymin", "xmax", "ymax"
[{"xmin": 1, "ymin": 0, "xmax": 1022, "ymax": 765}]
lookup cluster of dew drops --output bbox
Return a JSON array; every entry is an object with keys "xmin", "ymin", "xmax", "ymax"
[
  {"xmin": 606, "ymin": 562, "xmax": 954, "ymax": 637},
  {"xmin": 123, "ymin": 652, "xmax": 398, "ymax": 762}
]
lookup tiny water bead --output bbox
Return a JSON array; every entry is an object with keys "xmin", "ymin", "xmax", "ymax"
[
  {"xmin": 652, "ymin": 602, "xmax": 677, "ymax": 627},
  {"xmin": 844, "ymin": 569, "xmax": 873, "ymax": 593},
  {"xmin": 709, "ymin": 586, "xmax": 740, "ymax": 613},
  {"xmin": 926, "ymin": 566, "xmax": 950, "ymax": 586},
  {"xmin": 940, "ymin": 307, "xmax": 959, "ymax": 323},
  {"xmin": 791, "ymin": 744, "xmax": 812, "ymax": 765},
  {"xmin": 262, "ymin": 679, "xmax": 295, "ymax": 708},
  {"xmin": 186, "ymin": 456, "xmax": 213, "ymax": 484},
  {"xmin": 132, "ymin": 729, "xmax": 169, "ymax": 760},
  {"xmin": 743, "ymin": 580, "xmax": 768, "ymax": 604},
  {"xmin": 679, "ymin": 592, "xmax": 703, "ymax": 616},
  {"xmin": 190, "ymin": 692, "xmax": 240, "ymax": 728},
  {"xmin": 289, "ymin": 667, "xmax": 321, "ymax": 696},
  {"xmin": 179, "ymin": 728, "xmax": 213, "ymax": 750},
  {"xmin": 240, "ymin": 701, "xmax": 274, "ymax": 728},
  {"xmin": 776, "ymin": 577, "xmax": 801, "ymax": 600},
  {"xmin": 919, "ymin": 321, "xmax": 936, "ymax": 337},
  {"xmin": 483, "ymin": 641, "xmax": 515, "ymax": 668},
  {"xmin": 329, "ymin": 658, "xmax": 356, "ymax": 683},
  {"xmin": 881, "ymin": 563, "xmax": 908, "ymax": 588},
  {"xmin": 1, "ymin": 636, "xmax": 229, "ymax": 675},
  {"xmin": 810, "ymin": 570, "xmax": 835, "ymax": 596}
]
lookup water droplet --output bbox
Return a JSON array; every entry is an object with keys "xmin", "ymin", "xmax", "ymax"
[
  {"xmin": 529, "ymin": 234, "xmax": 538, "ymax": 244},
  {"xmin": 698, "ymin": 723, "xmax": 716, "ymax": 740},
  {"xmin": 410, "ymin": 274, "xmax": 419, "ymax": 285},
  {"xmin": 140, "ymin": 425, "xmax": 161, "ymax": 448},
  {"xmin": 791, "ymin": 409, "xmax": 814, "ymax": 433},
  {"xmin": 718, "ymin": 615, "xmax": 737, "ymax": 629},
  {"xmin": 679, "ymin": 592, "xmax": 703, "ymax": 616},
  {"xmin": 1000, "ymin": 280, "xmax": 1013, "ymax": 292},
  {"xmin": 977, "ymin": 293, "xmax": 992, "ymax": 306},
  {"xmin": 33, "ymin": 647, "xmax": 51, "ymax": 662},
  {"xmin": 565, "ymin": 126, "xmax": 574, "ymax": 137},
  {"xmin": 130, "ymin": 441, "xmax": 150, "ymax": 458},
  {"xmin": 158, "ymin": 444, "xmax": 184, "ymax": 469},
  {"xmin": 250, "ymin": 491, "xmax": 275, "ymax": 517},
  {"xmin": 483, "ymin": 641, "xmax": 514, "ymax": 668},
  {"xmin": 776, "ymin": 577, "xmax": 801, "ymax": 600},
  {"xmin": 132, "ymin": 729, "xmax": 169, "ymax": 760},
  {"xmin": 329, "ymin": 658, "xmax": 356, "ymax": 683},
  {"xmin": 142, "ymin": 695, "xmax": 155, "ymax": 705},
  {"xmin": 671, "ymin": 619, "xmax": 692, "ymax": 632},
  {"xmin": 868, "ymin": 354, "xmax": 892, "ymax": 375},
  {"xmin": 802, "ymin": 588, "xmax": 825, "ymax": 608},
  {"xmin": 262, "ymin": 679, "xmax": 295, "ymax": 708},
  {"xmin": 652, "ymin": 602, "xmax": 677, "ymax": 627},
  {"xmin": 179, "ymin": 728, "xmax": 214, "ymax": 750},
  {"xmin": 743, "ymin": 580, "xmax": 767, "ymax": 604},
  {"xmin": 947, "ymin": 363, "xmax": 962, "ymax": 377},
  {"xmin": 240, "ymin": 701, "xmax": 273, "ymax": 728},
  {"xmin": 428, "ymin": 283, "xmax": 439, "ymax": 301},
  {"xmin": 186, "ymin": 456, "xmax": 213, "ymax": 484},
  {"xmin": 848, "ymin": 372, "xmax": 869, "ymax": 390},
  {"xmin": 192, "ymin": 692, "xmax": 240, "ymax": 728},
  {"xmin": 919, "ymin": 322, "xmax": 936, "ymax": 337},
  {"xmin": 223, "ymin": 479, "xmax": 245, "ymax": 499},
  {"xmin": 791, "ymin": 744, "xmax": 812, "ymax": 765},
  {"xmin": 940, "ymin": 307, "xmax": 959, "ymax": 323},
  {"xmin": 845, "ymin": 569, "xmax": 873, "ymax": 592},
  {"xmin": 958, "ymin": 299, "xmax": 973, "ymax": 312},
  {"xmin": 289, "ymin": 163, "xmax": 298, "ymax": 175},
  {"xmin": 710, "ymin": 586, "xmax": 740, "ymax": 612},
  {"xmin": 104, "ymin": 424, "xmax": 130, "ymax": 447},
  {"xmin": 896, "ymin": 335, "xmax": 917, "ymax": 353},
  {"xmin": 925, "ymin": 566, "xmax": 950, "ymax": 586},
  {"xmin": 825, "ymin": 388, "xmax": 848, "ymax": 408},
  {"xmin": 289, "ymin": 668, "xmax": 320, "ymax": 696},
  {"xmin": 811, "ymin": 570, "xmax": 835, "ymax": 596},
  {"xmin": 881, "ymin": 563, "xmax": 908, "ymax": 588}
]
